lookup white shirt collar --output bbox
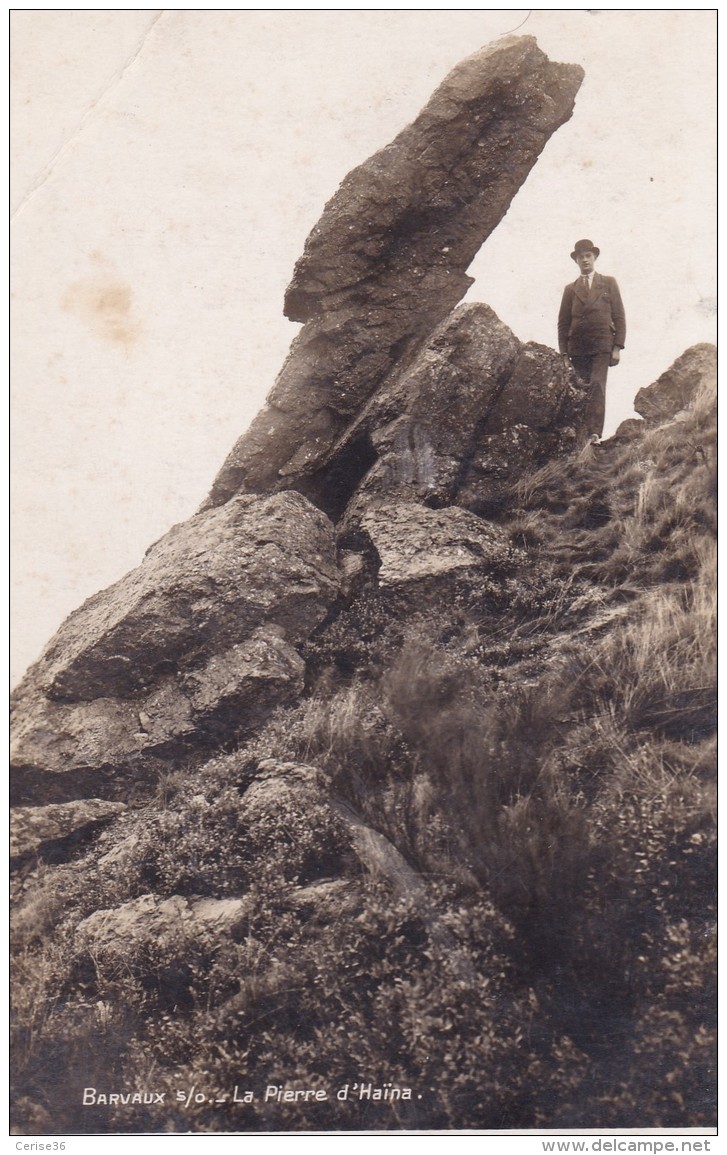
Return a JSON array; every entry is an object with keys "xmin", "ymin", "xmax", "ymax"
[{"xmin": 579, "ymin": 271, "xmax": 596, "ymax": 287}]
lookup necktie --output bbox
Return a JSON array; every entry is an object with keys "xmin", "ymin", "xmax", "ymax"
[{"xmin": 582, "ymin": 275, "xmax": 590, "ymax": 294}]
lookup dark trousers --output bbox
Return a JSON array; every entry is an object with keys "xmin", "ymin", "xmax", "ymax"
[{"xmin": 570, "ymin": 352, "xmax": 610, "ymax": 438}]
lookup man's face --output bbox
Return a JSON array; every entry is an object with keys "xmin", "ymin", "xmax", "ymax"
[{"xmin": 576, "ymin": 250, "xmax": 597, "ymax": 275}]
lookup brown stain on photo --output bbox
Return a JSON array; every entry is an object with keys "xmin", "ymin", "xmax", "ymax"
[{"xmin": 62, "ymin": 267, "xmax": 141, "ymax": 349}]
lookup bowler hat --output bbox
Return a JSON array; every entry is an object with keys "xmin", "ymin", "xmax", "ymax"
[{"xmin": 571, "ymin": 238, "xmax": 600, "ymax": 260}]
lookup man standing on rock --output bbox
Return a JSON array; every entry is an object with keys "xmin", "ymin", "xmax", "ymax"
[{"xmin": 558, "ymin": 239, "xmax": 626, "ymax": 442}]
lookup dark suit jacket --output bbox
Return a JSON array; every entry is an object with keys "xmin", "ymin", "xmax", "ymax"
[{"xmin": 558, "ymin": 272, "xmax": 626, "ymax": 357}]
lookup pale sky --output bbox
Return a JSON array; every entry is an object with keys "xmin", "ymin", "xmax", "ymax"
[{"xmin": 11, "ymin": 10, "xmax": 717, "ymax": 685}]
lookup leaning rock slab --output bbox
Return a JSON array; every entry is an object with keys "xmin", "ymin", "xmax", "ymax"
[
  {"xmin": 634, "ymin": 343, "xmax": 717, "ymax": 424},
  {"xmin": 204, "ymin": 37, "xmax": 583, "ymax": 507},
  {"xmin": 19, "ymin": 491, "xmax": 338, "ymax": 703},
  {"xmin": 361, "ymin": 502, "xmax": 521, "ymax": 588}
]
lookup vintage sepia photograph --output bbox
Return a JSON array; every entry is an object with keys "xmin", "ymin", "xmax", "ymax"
[{"xmin": 10, "ymin": 10, "xmax": 716, "ymax": 1137}]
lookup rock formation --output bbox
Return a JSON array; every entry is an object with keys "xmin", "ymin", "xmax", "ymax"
[
  {"xmin": 76, "ymin": 894, "xmax": 252, "ymax": 956},
  {"xmin": 11, "ymin": 492, "xmax": 337, "ymax": 803},
  {"xmin": 10, "ymin": 799, "xmax": 126, "ymax": 863},
  {"xmin": 26, "ymin": 491, "xmax": 338, "ymax": 702},
  {"xmin": 612, "ymin": 343, "xmax": 717, "ymax": 441},
  {"xmin": 10, "ymin": 36, "xmax": 717, "ymax": 1135},
  {"xmin": 11, "ymin": 34, "xmax": 585, "ymax": 811},
  {"xmin": 336, "ymin": 304, "xmax": 588, "ymax": 530},
  {"xmin": 204, "ymin": 35, "xmax": 583, "ymax": 508},
  {"xmin": 359, "ymin": 502, "xmax": 521, "ymax": 591},
  {"xmin": 633, "ymin": 342, "xmax": 717, "ymax": 424}
]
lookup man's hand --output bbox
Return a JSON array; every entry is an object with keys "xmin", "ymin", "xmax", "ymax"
[{"xmin": 610, "ymin": 348, "xmax": 621, "ymax": 367}]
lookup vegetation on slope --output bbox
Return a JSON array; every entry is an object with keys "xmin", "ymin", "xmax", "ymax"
[{"xmin": 10, "ymin": 387, "xmax": 716, "ymax": 1132}]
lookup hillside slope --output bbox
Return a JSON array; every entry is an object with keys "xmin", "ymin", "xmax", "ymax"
[{"xmin": 11, "ymin": 373, "xmax": 716, "ymax": 1132}]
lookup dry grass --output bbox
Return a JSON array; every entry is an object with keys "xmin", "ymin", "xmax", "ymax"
[{"xmin": 569, "ymin": 545, "xmax": 716, "ymax": 739}]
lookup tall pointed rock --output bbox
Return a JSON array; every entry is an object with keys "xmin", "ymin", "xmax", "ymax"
[{"xmin": 205, "ymin": 35, "xmax": 583, "ymax": 509}]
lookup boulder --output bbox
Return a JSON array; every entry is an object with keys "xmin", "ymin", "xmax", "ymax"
[
  {"xmin": 11, "ymin": 695, "xmax": 143, "ymax": 784},
  {"xmin": 337, "ymin": 549, "xmax": 372, "ymax": 600},
  {"xmin": 10, "ymin": 491, "xmax": 331, "ymax": 803},
  {"xmin": 180, "ymin": 625, "xmax": 305, "ymax": 720},
  {"xmin": 283, "ymin": 879, "xmax": 361, "ymax": 919},
  {"xmin": 136, "ymin": 625, "xmax": 306, "ymax": 752},
  {"xmin": 238, "ymin": 760, "xmax": 352, "ymax": 882},
  {"xmin": 338, "ymin": 304, "xmax": 521, "ymax": 527},
  {"xmin": 11, "ymin": 625, "xmax": 306, "ymax": 804},
  {"xmin": 457, "ymin": 343, "xmax": 588, "ymax": 512},
  {"xmin": 76, "ymin": 893, "xmax": 251, "ymax": 955},
  {"xmin": 10, "ymin": 799, "xmax": 126, "ymax": 861},
  {"xmin": 360, "ymin": 501, "xmax": 521, "ymax": 589},
  {"xmin": 612, "ymin": 417, "xmax": 645, "ymax": 441},
  {"xmin": 634, "ymin": 344, "xmax": 717, "ymax": 424},
  {"xmin": 204, "ymin": 37, "xmax": 583, "ymax": 507},
  {"xmin": 239, "ymin": 759, "xmax": 331, "ymax": 823},
  {"xmin": 19, "ymin": 491, "xmax": 338, "ymax": 703},
  {"xmin": 338, "ymin": 319, "xmax": 588, "ymax": 530},
  {"xmin": 485, "ymin": 342, "xmax": 587, "ymax": 434}
]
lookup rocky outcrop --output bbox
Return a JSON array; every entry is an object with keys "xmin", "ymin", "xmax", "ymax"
[
  {"xmin": 11, "ymin": 37, "xmax": 591, "ymax": 816},
  {"xmin": 170, "ymin": 626, "xmax": 305, "ymax": 723},
  {"xmin": 360, "ymin": 502, "xmax": 521, "ymax": 590},
  {"xmin": 634, "ymin": 343, "xmax": 717, "ymax": 425},
  {"xmin": 76, "ymin": 893, "xmax": 252, "ymax": 955},
  {"xmin": 11, "ymin": 37, "xmax": 592, "ymax": 821},
  {"xmin": 12, "ymin": 624, "xmax": 304, "ymax": 793},
  {"xmin": 25, "ymin": 492, "xmax": 337, "ymax": 702},
  {"xmin": 10, "ymin": 695, "xmax": 145, "ymax": 795},
  {"xmin": 337, "ymin": 304, "xmax": 521, "ymax": 524},
  {"xmin": 337, "ymin": 308, "xmax": 588, "ymax": 530},
  {"xmin": 204, "ymin": 37, "xmax": 583, "ymax": 508},
  {"xmin": 10, "ymin": 799, "xmax": 126, "ymax": 862},
  {"xmin": 11, "ymin": 35, "xmax": 718, "ymax": 1135},
  {"xmin": 11, "ymin": 495, "xmax": 337, "ymax": 803}
]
